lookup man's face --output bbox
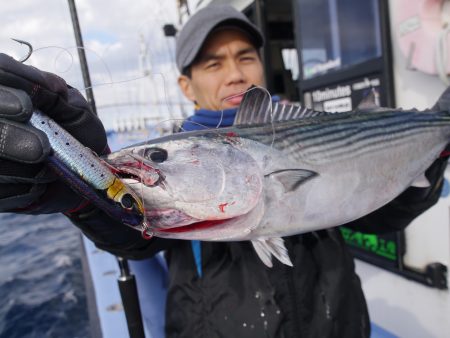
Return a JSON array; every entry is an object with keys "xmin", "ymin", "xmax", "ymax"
[{"xmin": 178, "ymin": 29, "xmax": 265, "ymax": 111}]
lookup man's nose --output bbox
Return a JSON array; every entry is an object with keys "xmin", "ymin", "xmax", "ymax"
[{"xmin": 225, "ymin": 61, "xmax": 245, "ymax": 84}]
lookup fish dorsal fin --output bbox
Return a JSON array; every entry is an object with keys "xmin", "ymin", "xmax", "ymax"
[
  {"xmin": 356, "ymin": 88, "xmax": 380, "ymax": 110},
  {"xmin": 235, "ymin": 86, "xmax": 326, "ymax": 125},
  {"xmin": 251, "ymin": 238, "xmax": 293, "ymax": 268},
  {"xmin": 265, "ymin": 169, "xmax": 318, "ymax": 193},
  {"xmin": 354, "ymin": 88, "xmax": 393, "ymax": 113}
]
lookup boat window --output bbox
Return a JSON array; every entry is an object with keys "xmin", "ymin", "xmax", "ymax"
[{"xmin": 297, "ymin": 0, "xmax": 382, "ymax": 80}]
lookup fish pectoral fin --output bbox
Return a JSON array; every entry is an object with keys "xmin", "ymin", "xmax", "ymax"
[
  {"xmin": 411, "ymin": 173, "xmax": 431, "ymax": 188},
  {"xmin": 251, "ymin": 239, "xmax": 273, "ymax": 267},
  {"xmin": 251, "ymin": 238, "xmax": 293, "ymax": 268},
  {"xmin": 265, "ymin": 169, "xmax": 317, "ymax": 192}
]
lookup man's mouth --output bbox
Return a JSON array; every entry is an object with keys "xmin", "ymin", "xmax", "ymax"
[{"xmin": 223, "ymin": 93, "xmax": 244, "ymax": 106}]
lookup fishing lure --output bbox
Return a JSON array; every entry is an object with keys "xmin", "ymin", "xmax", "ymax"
[{"xmin": 29, "ymin": 110, "xmax": 147, "ymax": 230}]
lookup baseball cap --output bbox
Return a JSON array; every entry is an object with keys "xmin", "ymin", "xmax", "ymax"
[{"xmin": 175, "ymin": 5, "xmax": 264, "ymax": 73}]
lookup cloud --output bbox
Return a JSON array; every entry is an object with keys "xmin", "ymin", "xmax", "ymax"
[{"xmin": 0, "ymin": 0, "xmax": 192, "ymax": 130}]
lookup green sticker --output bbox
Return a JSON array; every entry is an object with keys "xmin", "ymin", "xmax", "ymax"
[{"xmin": 340, "ymin": 227, "xmax": 397, "ymax": 261}]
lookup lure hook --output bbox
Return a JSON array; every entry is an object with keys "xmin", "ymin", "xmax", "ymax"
[
  {"xmin": 11, "ymin": 38, "xmax": 33, "ymax": 63},
  {"xmin": 141, "ymin": 221, "xmax": 153, "ymax": 240}
]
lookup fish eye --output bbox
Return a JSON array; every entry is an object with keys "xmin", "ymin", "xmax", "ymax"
[{"xmin": 144, "ymin": 147, "xmax": 168, "ymax": 163}]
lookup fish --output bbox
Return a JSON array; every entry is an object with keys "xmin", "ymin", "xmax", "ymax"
[
  {"xmin": 106, "ymin": 87, "xmax": 450, "ymax": 267},
  {"xmin": 29, "ymin": 110, "xmax": 144, "ymax": 227}
]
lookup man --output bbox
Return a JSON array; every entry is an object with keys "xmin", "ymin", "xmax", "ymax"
[{"xmin": 0, "ymin": 4, "xmax": 446, "ymax": 338}]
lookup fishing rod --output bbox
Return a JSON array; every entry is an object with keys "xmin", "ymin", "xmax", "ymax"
[
  {"xmin": 67, "ymin": 1, "xmax": 146, "ymax": 337},
  {"xmin": 67, "ymin": 0, "xmax": 96, "ymax": 113},
  {"xmin": 117, "ymin": 258, "xmax": 145, "ymax": 338}
]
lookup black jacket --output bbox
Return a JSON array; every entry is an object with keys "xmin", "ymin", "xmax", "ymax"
[
  {"xmin": 162, "ymin": 231, "xmax": 369, "ymax": 338},
  {"xmin": 70, "ymin": 155, "xmax": 447, "ymax": 338}
]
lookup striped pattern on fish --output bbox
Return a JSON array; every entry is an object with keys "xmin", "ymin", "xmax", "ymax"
[{"xmin": 235, "ymin": 109, "xmax": 450, "ymax": 163}]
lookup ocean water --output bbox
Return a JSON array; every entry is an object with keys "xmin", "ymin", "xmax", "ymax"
[{"xmin": 0, "ymin": 213, "xmax": 90, "ymax": 338}]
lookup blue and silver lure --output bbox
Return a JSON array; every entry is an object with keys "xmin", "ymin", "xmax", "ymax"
[{"xmin": 29, "ymin": 110, "xmax": 147, "ymax": 230}]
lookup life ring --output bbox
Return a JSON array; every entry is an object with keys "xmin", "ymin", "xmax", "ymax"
[{"xmin": 394, "ymin": 0, "xmax": 450, "ymax": 76}]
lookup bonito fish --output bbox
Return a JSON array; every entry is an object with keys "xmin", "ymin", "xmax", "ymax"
[{"xmin": 106, "ymin": 87, "xmax": 450, "ymax": 267}]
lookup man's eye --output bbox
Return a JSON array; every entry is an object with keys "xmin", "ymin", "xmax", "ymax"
[
  {"xmin": 241, "ymin": 56, "xmax": 255, "ymax": 62},
  {"xmin": 206, "ymin": 62, "xmax": 219, "ymax": 69}
]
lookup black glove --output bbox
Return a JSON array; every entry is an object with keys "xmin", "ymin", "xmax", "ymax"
[{"xmin": 0, "ymin": 53, "xmax": 108, "ymax": 214}]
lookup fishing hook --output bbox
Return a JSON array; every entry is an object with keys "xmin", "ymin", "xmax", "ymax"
[
  {"xmin": 141, "ymin": 221, "xmax": 154, "ymax": 240},
  {"xmin": 11, "ymin": 38, "xmax": 33, "ymax": 63}
]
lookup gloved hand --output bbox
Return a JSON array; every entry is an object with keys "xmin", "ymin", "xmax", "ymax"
[
  {"xmin": 0, "ymin": 53, "xmax": 174, "ymax": 259},
  {"xmin": 0, "ymin": 53, "xmax": 108, "ymax": 214}
]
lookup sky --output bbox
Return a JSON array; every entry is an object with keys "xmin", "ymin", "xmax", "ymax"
[{"xmin": 0, "ymin": 0, "xmax": 193, "ymax": 131}]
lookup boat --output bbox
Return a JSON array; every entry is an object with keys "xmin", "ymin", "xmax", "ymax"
[{"xmin": 82, "ymin": 1, "xmax": 449, "ymax": 337}]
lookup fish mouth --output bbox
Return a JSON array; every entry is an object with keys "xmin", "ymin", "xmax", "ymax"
[
  {"xmin": 156, "ymin": 219, "xmax": 230, "ymax": 233},
  {"xmin": 146, "ymin": 208, "xmax": 232, "ymax": 234},
  {"xmin": 113, "ymin": 163, "xmax": 163, "ymax": 187}
]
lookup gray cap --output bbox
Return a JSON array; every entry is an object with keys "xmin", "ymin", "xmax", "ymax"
[{"xmin": 176, "ymin": 5, "xmax": 264, "ymax": 72}]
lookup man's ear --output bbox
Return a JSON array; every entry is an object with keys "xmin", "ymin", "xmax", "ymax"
[{"xmin": 178, "ymin": 75, "xmax": 196, "ymax": 102}]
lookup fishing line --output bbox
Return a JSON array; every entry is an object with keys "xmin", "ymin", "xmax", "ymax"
[
  {"xmin": 119, "ymin": 33, "xmax": 186, "ymax": 121},
  {"xmin": 82, "ymin": 62, "xmax": 184, "ymax": 125},
  {"xmin": 32, "ymin": 45, "xmax": 114, "ymax": 82},
  {"xmin": 251, "ymin": 86, "xmax": 276, "ymax": 148},
  {"xmin": 32, "ymin": 45, "xmax": 74, "ymax": 73},
  {"xmin": 33, "ymin": 43, "xmax": 175, "ymax": 107},
  {"xmin": 136, "ymin": 153, "xmax": 153, "ymax": 239},
  {"xmin": 32, "ymin": 44, "xmax": 122, "ymax": 116},
  {"xmin": 26, "ymin": 40, "xmax": 187, "ymax": 131},
  {"xmin": 149, "ymin": 118, "xmax": 224, "ymax": 136},
  {"xmin": 179, "ymin": 119, "xmax": 222, "ymax": 132},
  {"xmin": 83, "ymin": 74, "xmax": 150, "ymax": 90},
  {"xmin": 251, "ymin": 86, "xmax": 276, "ymax": 147}
]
